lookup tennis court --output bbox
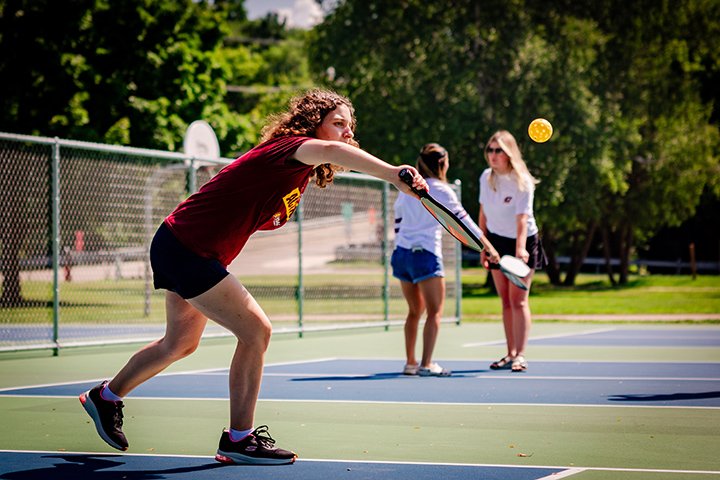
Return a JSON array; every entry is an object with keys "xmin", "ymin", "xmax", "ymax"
[{"xmin": 1, "ymin": 322, "xmax": 719, "ymax": 479}]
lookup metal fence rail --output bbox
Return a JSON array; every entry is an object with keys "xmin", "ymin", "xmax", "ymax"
[{"xmin": 0, "ymin": 132, "xmax": 462, "ymax": 353}]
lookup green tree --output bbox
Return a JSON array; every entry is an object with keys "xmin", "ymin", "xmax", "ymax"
[
  {"xmin": 310, "ymin": 0, "xmax": 620, "ymax": 284},
  {"xmin": 0, "ymin": 0, "xmax": 241, "ymax": 305},
  {"xmin": 310, "ymin": 0, "xmax": 720, "ymax": 285},
  {"xmin": 0, "ymin": 0, "xmax": 317, "ymax": 304},
  {"xmin": 579, "ymin": 0, "xmax": 720, "ymax": 283},
  {"xmin": 0, "ymin": 0, "xmax": 255, "ymax": 151}
]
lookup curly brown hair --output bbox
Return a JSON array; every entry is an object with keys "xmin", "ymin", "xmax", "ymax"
[{"xmin": 261, "ymin": 89, "xmax": 360, "ymax": 188}]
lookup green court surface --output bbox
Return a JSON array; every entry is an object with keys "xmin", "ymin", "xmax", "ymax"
[{"xmin": 1, "ymin": 322, "xmax": 719, "ymax": 479}]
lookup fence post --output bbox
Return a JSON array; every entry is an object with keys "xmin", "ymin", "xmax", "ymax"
[
  {"xmin": 689, "ymin": 243, "xmax": 697, "ymax": 280},
  {"xmin": 187, "ymin": 158, "xmax": 198, "ymax": 194},
  {"xmin": 51, "ymin": 139, "xmax": 61, "ymax": 356},
  {"xmin": 454, "ymin": 180, "xmax": 462, "ymax": 325},
  {"xmin": 297, "ymin": 200, "xmax": 304, "ymax": 338},
  {"xmin": 382, "ymin": 183, "xmax": 390, "ymax": 330}
]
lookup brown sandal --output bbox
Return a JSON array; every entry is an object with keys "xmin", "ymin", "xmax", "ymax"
[
  {"xmin": 511, "ymin": 355, "xmax": 528, "ymax": 372},
  {"xmin": 490, "ymin": 355, "xmax": 513, "ymax": 370}
]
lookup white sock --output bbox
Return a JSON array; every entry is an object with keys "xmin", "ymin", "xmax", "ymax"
[
  {"xmin": 100, "ymin": 384, "xmax": 122, "ymax": 402},
  {"xmin": 229, "ymin": 427, "xmax": 253, "ymax": 442}
]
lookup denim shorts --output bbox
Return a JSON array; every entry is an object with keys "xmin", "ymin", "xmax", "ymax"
[
  {"xmin": 150, "ymin": 222, "xmax": 230, "ymax": 299},
  {"xmin": 391, "ymin": 246, "xmax": 444, "ymax": 284}
]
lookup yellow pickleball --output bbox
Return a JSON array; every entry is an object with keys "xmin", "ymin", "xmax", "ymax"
[{"xmin": 528, "ymin": 118, "xmax": 553, "ymax": 143}]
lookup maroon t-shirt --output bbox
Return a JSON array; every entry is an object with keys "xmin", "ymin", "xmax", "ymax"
[{"xmin": 165, "ymin": 135, "xmax": 314, "ymax": 266}]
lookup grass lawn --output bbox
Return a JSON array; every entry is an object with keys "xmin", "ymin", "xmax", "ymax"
[
  {"xmin": 461, "ymin": 271, "xmax": 720, "ymax": 318},
  {"xmin": 1, "ymin": 272, "xmax": 718, "ymax": 326}
]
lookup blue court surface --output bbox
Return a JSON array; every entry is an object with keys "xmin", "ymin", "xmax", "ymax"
[
  {"xmin": 0, "ymin": 451, "xmax": 564, "ymax": 480},
  {"xmin": 3, "ymin": 358, "xmax": 719, "ymax": 408},
  {"xmin": 1, "ymin": 325, "xmax": 719, "ymax": 479},
  {"xmin": 527, "ymin": 328, "xmax": 720, "ymax": 347}
]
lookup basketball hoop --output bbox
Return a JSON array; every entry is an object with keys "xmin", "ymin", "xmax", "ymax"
[{"xmin": 183, "ymin": 120, "xmax": 220, "ymax": 160}]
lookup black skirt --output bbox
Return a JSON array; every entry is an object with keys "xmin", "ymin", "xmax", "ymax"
[{"xmin": 486, "ymin": 231, "xmax": 547, "ymax": 270}]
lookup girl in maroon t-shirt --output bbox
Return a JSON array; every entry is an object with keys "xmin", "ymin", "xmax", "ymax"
[{"xmin": 80, "ymin": 89, "xmax": 427, "ymax": 464}]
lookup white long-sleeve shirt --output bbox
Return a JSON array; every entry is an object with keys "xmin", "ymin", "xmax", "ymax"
[
  {"xmin": 394, "ymin": 178, "xmax": 483, "ymax": 258},
  {"xmin": 478, "ymin": 168, "xmax": 538, "ymax": 238}
]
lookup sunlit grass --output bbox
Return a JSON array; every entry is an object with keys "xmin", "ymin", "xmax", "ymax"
[
  {"xmin": 461, "ymin": 271, "xmax": 720, "ymax": 318},
  {"xmin": 2, "ymin": 272, "xmax": 718, "ymax": 324}
]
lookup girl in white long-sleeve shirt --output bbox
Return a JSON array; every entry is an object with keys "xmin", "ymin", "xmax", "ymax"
[{"xmin": 392, "ymin": 143, "xmax": 499, "ymax": 377}]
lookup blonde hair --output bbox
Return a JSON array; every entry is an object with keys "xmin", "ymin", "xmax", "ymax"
[
  {"xmin": 484, "ymin": 130, "xmax": 539, "ymax": 192},
  {"xmin": 261, "ymin": 89, "xmax": 359, "ymax": 188}
]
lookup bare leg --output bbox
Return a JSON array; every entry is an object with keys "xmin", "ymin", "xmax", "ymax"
[
  {"xmin": 400, "ymin": 280, "xmax": 424, "ymax": 367},
  {"xmin": 508, "ymin": 270, "xmax": 534, "ymax": 357},
  {"xmin": 109, "ymin": 291, "xmax": 207, "ymax": 397},
  {"xmin": 491, "ymin": 270, "xmax": 516, "ymax": 358},
  {"xmin": 417, "ymin": 277, "xmax": 445, "ymax": 367},
  {"xmin": 188, "ymin": 275, "xmax": 272, "ymax": 430}
]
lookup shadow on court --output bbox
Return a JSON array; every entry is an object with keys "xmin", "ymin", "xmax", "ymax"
[
  {"xmin": 0, "ymin": 455, "xmax": 225, "ymax": 480},
  {"xmin": 608, "ymin": 391, "xmax": 720, "ymax": 402},
  {"xmin": 289, "ymin": 369, "xmax": 488, "ymax": 382},
  {"xmin": 0, "ymin": 453, "xmax": 564, "ymax": 480}
]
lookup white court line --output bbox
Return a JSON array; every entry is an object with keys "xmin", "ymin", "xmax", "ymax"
[
  {"xmin": 0, "ymin": 358, "xmax": 337, "ymax": 392},
  {"xmin": 256, "ymin": 399, "xmax": 720, "ymax": 410},
  {"xmin": 0, "ymin": 394, "xmax": 717, "ymax": 410},
  {"xmin": 0, "ymin": 449, "xmax": 718, "ymax": 475},
  {"xmin": 256, "ymin": 372, "xmax": 720, "ymax": 382},
  {"xmin": 1, "ymin": 357, "xmax": 717, "ymax": 392},
  {"xmin": 0, "ymin": 368, "xmax": 227, "ymax": 393},
  {"xmin": 470, "ymin": 375, "xmax": 720, "ymax": 381},
  {"xmin": 463, "ymin": 327, "xmax": 617, "ymax": 348},
  {"xmin": 538, "ymin": 468, "xmax": 586, "ymax": 479},
  {"xmin": 0, "ymin": 394, "xmax": 230, "ymax": 401}
]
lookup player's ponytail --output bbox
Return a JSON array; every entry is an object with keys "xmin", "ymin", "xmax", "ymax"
[{"xmin": 417, "ymin": 143, "xmax": 448, "ymax": 183}]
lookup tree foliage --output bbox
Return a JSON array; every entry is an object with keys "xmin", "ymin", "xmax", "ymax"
[
  {"xmin": 0, "ymin": 0, "xmax": 314, "ymax": 304},
  {"xmin": 310, "ymin": 0, "xmax": 720, "ymax": 284},
  {"xmin": 0, "ymin": 0, "xmax": 315, "ymax": 156}
]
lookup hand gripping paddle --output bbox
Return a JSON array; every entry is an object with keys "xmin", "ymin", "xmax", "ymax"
[
  {"xmin": 498, "ymin": 255, "xmax": 531, "ymax": 291},
  {"xmin": 399, "ymin": 169, "xmax": 532, "ymax": 290},
  {"xmin": 398, "ymin": 168, "xmax": 485, "ymax": 253}
]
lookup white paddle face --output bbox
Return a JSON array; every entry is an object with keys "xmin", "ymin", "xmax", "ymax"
[{"xmin": 499, "ymin": 255, "xmax": 530, "ymax": 290}]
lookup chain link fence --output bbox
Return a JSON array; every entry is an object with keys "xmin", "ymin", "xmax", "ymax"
[{"xmin": 0, "ymin": 132, "xmax": 462, "ymax": 352}]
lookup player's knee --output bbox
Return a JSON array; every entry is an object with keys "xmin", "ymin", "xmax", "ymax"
[
  {"xmin": 236, "ymin": 318, "xmax": 272, "ymax": 351},
  {"xmin": 258, "ymin": 321, "xmax": 272, "ymax": 349},
  {"xmin": 163, "ymin": 337, "xmax": 200, "ymax": 359},
  {"xmin": 425, "ymin": 311, "xmax": 442, "ymax": 324},
  {"xmin": 511, "ymin": 299, "xmax": 528, "ymax": 310},
  {"xmin": 406, "ymin": 311, "xmax": 422, "ymax": 322}
]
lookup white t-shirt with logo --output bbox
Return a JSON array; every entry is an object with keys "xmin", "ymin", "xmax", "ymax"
[
  {"xmin": 394, "ymin": 178, "xmax": 483, "ymax": 258},
  {"xmin": 478, "ymin": 168, "xmax": 538, "ymax": 238}
]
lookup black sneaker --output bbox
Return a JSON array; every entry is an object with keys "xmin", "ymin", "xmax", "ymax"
[
  {"xmin": 79, "ymin": 381, "xmax": 129, "ymax": 451},
  {"xmin": 215, "ymin": 425, "xmax": 297, "ymax": 465}
]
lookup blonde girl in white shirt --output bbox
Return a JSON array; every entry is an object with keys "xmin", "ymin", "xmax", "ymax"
[{"xmin": 479, "ymin": 130, "xmax": 545, "ymax": 372}]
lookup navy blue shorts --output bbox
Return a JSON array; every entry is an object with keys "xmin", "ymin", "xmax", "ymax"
[
  {"xmin": 486, "ymin": 231, "xmax": 547, "ymax": 270},
  {"xmin": 391, "ymin": 246, "xmax": 444, "ymax": 284},
  {"xmin": 150, "ymin": 223, "xmax": 230, "ymax": 299}
]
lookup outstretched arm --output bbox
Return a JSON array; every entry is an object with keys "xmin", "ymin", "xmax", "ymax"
[{"xmin": 294, "ymin": 139, "xmax": 427, "ymax": 197}]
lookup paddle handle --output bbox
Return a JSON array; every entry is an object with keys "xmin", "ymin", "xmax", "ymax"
[{"xmin": 398, "ymin": 168, "xmax": 428, "ymax": 198}]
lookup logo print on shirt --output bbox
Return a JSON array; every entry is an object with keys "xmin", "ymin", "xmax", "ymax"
[
  {"xmin": 504, "ymin": 196, "xmax": 512, "ymax": 204},
  {"xmin": 272, "ymin": 212, "xmax": 282, "ymax": 227},
  {"xmin": 283, "ymin": 187, "xmax": 302, "ymax": 221}
]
